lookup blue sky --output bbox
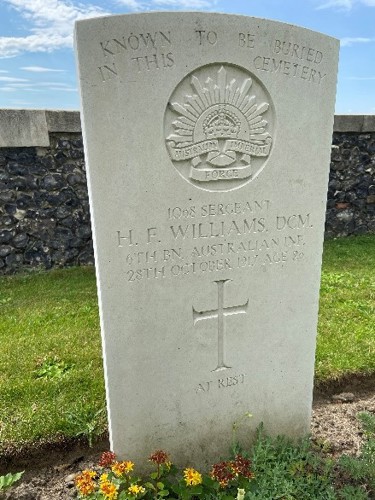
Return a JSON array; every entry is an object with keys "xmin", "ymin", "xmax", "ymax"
[{"xmin": 0, "ymin": 0, "xmax": 374, "ymax": 113}]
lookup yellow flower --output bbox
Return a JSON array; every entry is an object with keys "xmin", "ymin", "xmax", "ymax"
[
  {"xmin": 183, "ymin": 467, "xmax": 202, "ymax": 486},
  {"xmin": 111, "ymin": 460, "xmax": 134, "ymax": 477},
  {"xmin": 128, "ymin": 483, "xmax": 146, "ymax": 496},
  {"xmin": 100, "ymin": 479, "xmax": 118, "ymax": 499},
  {"xmin": 100, "ymin": 473, "xmax": 109, "ymax": 483},
  {"xmin": 237, "ymin": 488, "xmax": 246, "ymax": 500}
]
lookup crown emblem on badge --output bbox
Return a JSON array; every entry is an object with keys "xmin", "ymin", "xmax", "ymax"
[
  {"xmin": 165, "ymin": 65, "xmax": 274, "ymax": 188},
  {"xmin": 203, "ymin": 107, "xmax": 241, "ymax": 139}
]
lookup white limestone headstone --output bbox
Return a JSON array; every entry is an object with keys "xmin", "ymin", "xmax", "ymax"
[{"xmin": 75, "ymin": 12, "xmax": 339, "ymax": 468}]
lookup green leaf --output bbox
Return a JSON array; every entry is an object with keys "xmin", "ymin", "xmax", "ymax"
[
  {"xmin": 171, "ymin": 483, "xmax": 181, "ymax": 494},
  {"xmin": 202, "ymin": 476, "xmax": 216, "ymax": 488},
  {"xmin": 144, "ymin": 482, "xmax": 156, "ymax": 490},
  {"xmin": 0, "ymin": 471, "xmax": 24, "ymax": 490},
  {"xmin": 189, "ymin": 485, "xmax": 203, "ymax": 495},
  {"xmin": 156, "ymin": 481, "xmax": 164, "ymax": 489},
  {"xmin": 159, "ymin": 489, "xmax": 169, "ymax": 497}
]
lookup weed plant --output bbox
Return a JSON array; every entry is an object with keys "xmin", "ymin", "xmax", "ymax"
[{"xmin": 73, "ymin": 414, "xmax": 375, "ymax": 499}]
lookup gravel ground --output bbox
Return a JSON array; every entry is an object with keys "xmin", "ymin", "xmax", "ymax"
[{"xmin": 1, "ymin": 385, "xmax": 374, "ymax": 500}]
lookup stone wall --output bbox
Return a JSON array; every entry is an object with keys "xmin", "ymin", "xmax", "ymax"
[
  {"xmin": 0, "ymin": 110, "xmax": 374, "ymax": 274},
  {"xmin": 0, "ymin": 111, "xmax": 93, "ymax": 274},
  {"xmin": 326, "ymin": 116, "xmax": 375, "ymax": 238}
]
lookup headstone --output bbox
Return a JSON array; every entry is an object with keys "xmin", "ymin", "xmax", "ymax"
[{"xmin": 75, "ymin": 12, "xmax": 339, "ymax": 468}]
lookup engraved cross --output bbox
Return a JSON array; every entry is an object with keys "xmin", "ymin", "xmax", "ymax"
[{"xmin": 193, "ymin": 279, "xmax": 248, "ymax": 372}]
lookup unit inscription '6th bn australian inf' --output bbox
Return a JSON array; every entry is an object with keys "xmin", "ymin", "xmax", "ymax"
[{"xmin": 117, "ymin": 201, "xmax": 313, "ymax": 283}]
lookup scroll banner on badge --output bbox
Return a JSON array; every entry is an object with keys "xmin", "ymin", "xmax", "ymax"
[
  {"xmin": 189, "ymin": 164, "xmax": 252, "ymax": 182},
  {"xmin": 167, "ymin": 137, "xmax": 272, "ymax": 162},
  {"xmin": 167, "ymin": 140, "xmax": 219, "ymax": 161}
]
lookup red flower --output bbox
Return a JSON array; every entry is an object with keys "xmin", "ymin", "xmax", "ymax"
[
  {"xmin": 211, "ymin": 460, "xmax": 235, "ymax": 487},
  {"xmin": 149, "ymin": 450, "xmax": 169, "ymax": 465},
  {"xmin": 211, "ymin": 455, "xmax": 254, "ymax": 487},
  {"xmin": 230, "ymin": 455, "xmax": 254, "ymax": 479},
  {"xmin": 98, "ymin": 451, "xmax": 116, "ymax": 467}
]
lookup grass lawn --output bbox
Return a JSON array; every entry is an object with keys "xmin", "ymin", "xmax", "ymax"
[
  {"xmin": 316, "ymin": 235, "xmax": 375, "ymax": 380},
  {"xmin": 0, "ymin": 267, "xmax": 104, "ymax": 451},
  {"xmin": 0, "ymin": 236, "xmax": 374, "ymax": 451}
]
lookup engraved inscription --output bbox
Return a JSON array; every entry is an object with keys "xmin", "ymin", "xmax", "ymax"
[
  {"xmin": 196, "ymin": 30, "xmax": 218, "ymax": 45},
  {"xmin": 100, "ymin": 32, "xmax": 172, "ymax": 56},
  {"xmin": 252, "ymin": 39, "xmax": 326, "ymax": 85},
  {"xmin": 98, "ymin": 63, "xmax": 118, "ymax": 82},
  {"xmin": 218, "ymin": 373, "xmax": 245, "ymax": 388},
  {"xmin": 195, "ymin": 373, "xmax": 245, "ymax": 393},
  {"xmin": 118, "ymin": 204, "xmax": 313, "ymax": 283},
  {"xmin": 276, "ymin": 214, "xmax": 313, "ymax": 230},
  {"xmin": 164, "ymin": 63, "xmax": 275, "ymax": 192},
  {"xmin": 98, "ymin": 30, "xmax": 175, "ymax": 79},
  {"xmin": 131, "ymin": 52, "xmax": 174, "ymax": 73},
  {"xmin": 193, "ymin": 279, "xmax": 248, "ymax": 372},
  {"xmin": 274, "ymin": 40, "xmax": 323, "ymax": 64},
  {"xmin": 238, "ymin": 33, "xmax": 255, "ymax": 48}
]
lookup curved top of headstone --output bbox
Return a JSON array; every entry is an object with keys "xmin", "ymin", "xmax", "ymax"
[
  {"xmin": 75, "ymin": 12, "xmax": 339, "ymax": 469},
  {"xmin": 75, "ymin": 11, "xmax": 339, "ymax": 193}
]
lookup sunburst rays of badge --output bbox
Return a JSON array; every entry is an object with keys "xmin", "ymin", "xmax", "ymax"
[{"xmin": 167, "ymin": 66, "xmax": 270, "ymax": 146}]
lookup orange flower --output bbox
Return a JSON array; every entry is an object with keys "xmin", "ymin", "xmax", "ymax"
[
  {"xmin": 111, "ymin": 460, "xmax": 134, "ymax": 477},
  {"xmin": 75, "ymin": 470, "xmax": 97, "ymax": 496},
  {"xmin": 100, "ymin": 479, "xmax": 118, "ymax": 499}
]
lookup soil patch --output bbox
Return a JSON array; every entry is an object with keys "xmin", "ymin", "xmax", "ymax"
[{"xmin": 1, "ymin": 377, "xmax": 374, "ymax": 499}]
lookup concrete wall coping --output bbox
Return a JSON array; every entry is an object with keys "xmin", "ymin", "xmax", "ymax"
[
  {"xmin": 0, "ymin": 109, "xmax": 81, "ymax": 148},
  {"xmin": 333, "ymin": 115, "xmax": 375, "ymax": 133},
  {"xmin": 0, "ymin": 110, "xmax": 374, "ymax": 148}
]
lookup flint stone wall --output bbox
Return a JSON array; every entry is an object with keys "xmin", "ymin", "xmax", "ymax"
[
  {"xmin": 0, "ymin": 110, "xmax": 374, "ymax": 274},
  {"xmin": 326, "ymin": 115, "xmax": 375, "ymax": 238}
]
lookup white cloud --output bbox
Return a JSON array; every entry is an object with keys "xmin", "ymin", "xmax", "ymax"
[
  {"xmin": 10, "ymin": 100, "xmax": 33, "ymax": 105},
  {"xmin": 38, "ymin": 82, "xmax": 71, "ymax": 86},
  {"xmin": 0, "ymin": 0, "xmax": 218, "ymax": 56},
  {"xmin": 341, "ymin": 37, "xmax": 374, "ymax": 46},
  {"xmin": 49, "ymin": 87, "xmax": 77, "ymax": 91},
  {"xmin": 116, "ymin": 0, "xmax": 216, "ymax": 11},
  {"xmin": 153, "ymin": 0, "xmax": 215, "ymax": 6},
  {"xmin": 18, "ymin": 88, "xmax": 42, "ymax": 91},
  {"xmin": 317, "ymin": 0, "xmax": 375, "ymax": 9},
  {"xmin": 0, "ymin": 76, "xmax": 29, "ymax": 82},
  {"xmin": 116, "ymin": 0, "xmax": 145, "ymax": 10},
  {"xmin": 4, "ymin": 81, "xmax": 65, "ymax": 87},
  {"xmin": 0, "ymin": 87, "xmax": 17, "ymax": 92},
  {"xmin": 0, "ymin": 0, "xmax": 109, "ymax": 58},
  {"xmin": 4, "ymin": 82, "xmax": 31, "ymax": 87},
  {"xmin": 0, "ymin": 70, "xmax": 9, "ymax": 73},
  {"xmin": 21, "ymin": 66, "xmax": 65, "ymax": 72},
  {"xmin": 317, "ymin": 0, "xmax": 353, "ymax": 9}
]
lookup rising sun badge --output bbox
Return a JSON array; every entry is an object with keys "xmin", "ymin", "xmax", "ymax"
[{"xmin": 164, "ymin": 64, "xmax": 275, "ymax": 192}]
